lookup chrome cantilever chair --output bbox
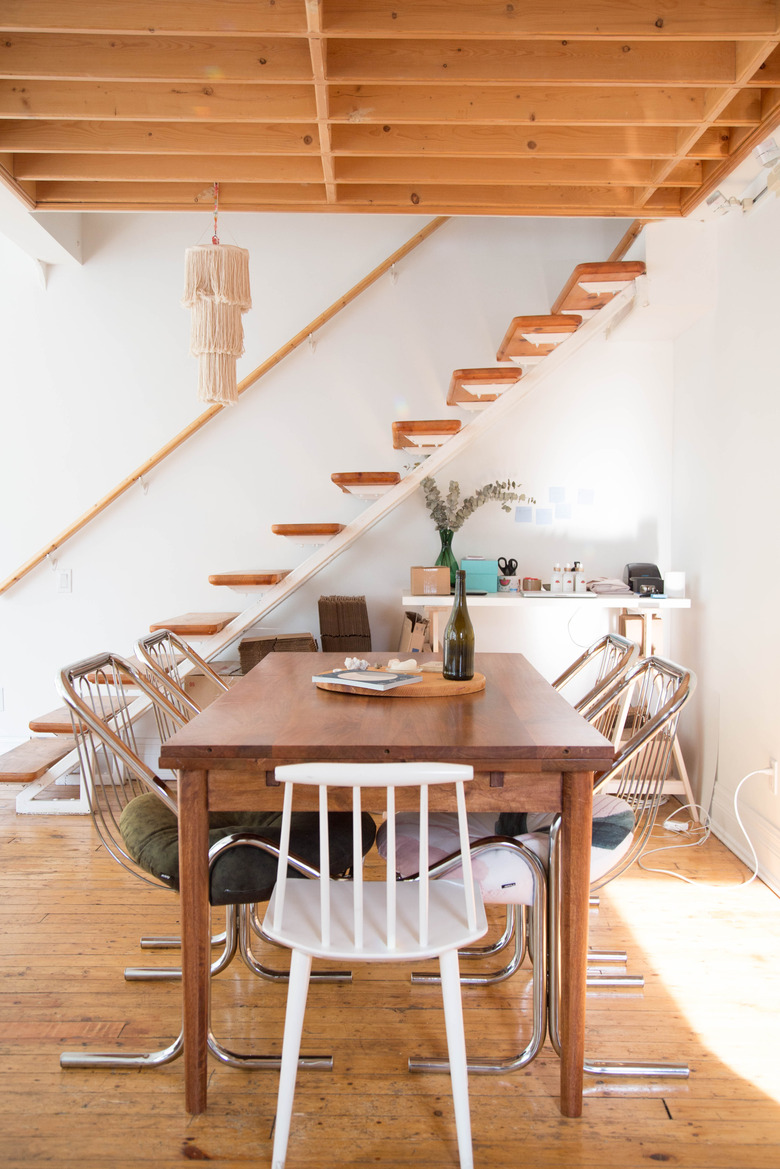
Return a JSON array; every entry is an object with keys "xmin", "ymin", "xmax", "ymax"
[
  {"xmin": 56, "ymin": 651, "xmax": 376, "ymax": 1071},
  {"xmin": 134, "ymin": 627, "xmax": 230, "ymax": 720},
  {"xmin": 134, "ymin": 628, "xmax": 258, "ymax": 964},
  {"xmin": 553, "ymin": 632, "xmax": 639, "ymax": 730},
  {"xmin": 135, "ymin": 628, "xmax": 313, "ymax": 979},
  {"xmin": 376, "ymin": 813, "xmax": 548, "ymax": 1074},
  {"xmin": 264, "ymin": 762, "xmax": 488, "ymax": 1169},
  {"xmin": 545, "ymin": 654, "xmax": 696, "ymax": 1079}
]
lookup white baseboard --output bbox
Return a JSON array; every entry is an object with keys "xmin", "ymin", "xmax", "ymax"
[{"xmin": 710, "ymin": 786, "xmax": 780, "ymax": 897}]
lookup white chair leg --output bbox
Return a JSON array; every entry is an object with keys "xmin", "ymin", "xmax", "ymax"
[
  {"xmin": 272, "ymin": 948, "xmax": 313, "ymax": 1169},
  {"xmin": 438, "ymin": 947, "xmax": 474, "ymax": 1169}
]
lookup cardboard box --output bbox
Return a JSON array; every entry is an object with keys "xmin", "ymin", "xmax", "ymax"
[
  {"xmin": 410, "ymin": 565, "xmax": 451, "ymax": 595},
  {"xmin": 462, "ymin": 557, "xmax": 499, "ymax": 593},
  {"xmin": 619, "ymin": 613, "xmax": 663, "ymax": 655},
  {"xmin": 398, "ymin": 610, "xmax": 430, "ymax": 653}
]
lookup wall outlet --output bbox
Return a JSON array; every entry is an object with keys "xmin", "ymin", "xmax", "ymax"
[{"xmin": 57, "ymin": 569, "xmax": 72, "ymax": 594}]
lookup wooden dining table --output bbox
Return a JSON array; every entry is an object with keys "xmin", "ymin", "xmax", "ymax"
[{"xmin": 159, "ymin": 651, "xmax": 615, "ymax": 1118}]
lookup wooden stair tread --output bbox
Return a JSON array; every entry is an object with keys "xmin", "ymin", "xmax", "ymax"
[
  {"xmin": 28, "ymin": 707, "xmax": 82, "ymax": 735},
  {"xmin": 331, "ymin": 472, "xmax": 401, "ymax": 497},
  {"xmin": 447, "ymin": 367, "xmax": 521, "ymax": 409},
  {"xmin": 496, "ymin": 314, "xmax": 582, "ymax": 361},
  {"xmin": 0, "ymin": 737, "xmax": 76, "ymax": 781},
  {"xmin": 271, "ymin": 524, "xmax": 344, "ymax": 537},
  {"xmin": 208, "ymin": 570, "xmax": 291, "ymax": 587},
  {"xmin": 392, "ymin": 419, "xmax": 462, "ymax": 449},
  {"xmin": 551, "ymin": 261, "xmax": 646, "ymax": 314},
  {"xmin": 149, "ymin": 613, "xmax": 239, "ymax": 635}
]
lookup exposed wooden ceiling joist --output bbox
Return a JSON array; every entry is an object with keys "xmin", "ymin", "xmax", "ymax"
[{"xmin": 1, "ymin": 1, "xmax": 779, "ymax": 217}]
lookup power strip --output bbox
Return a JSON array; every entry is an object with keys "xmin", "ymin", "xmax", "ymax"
[{"xmin": 664, "ymin": 818, "xmax": 691, "ymax": 833}]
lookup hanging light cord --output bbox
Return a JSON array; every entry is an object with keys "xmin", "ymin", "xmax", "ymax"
[{"xmin": 212, "ymin": 181, "xmax": 220, "ymax": 245}]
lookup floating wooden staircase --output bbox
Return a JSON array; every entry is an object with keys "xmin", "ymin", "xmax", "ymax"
[{"xmin": 12, "ymin": 260, "xmax": 646, "ymax": 814}]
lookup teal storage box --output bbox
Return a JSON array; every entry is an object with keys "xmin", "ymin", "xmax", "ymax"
[{"xmin": 462, "ymin": 558, "xmax": 499, "ymax": 592}]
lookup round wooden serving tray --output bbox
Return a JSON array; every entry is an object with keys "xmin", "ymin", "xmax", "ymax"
[{"xmin": 316, "ymin": 671, "xmax": 486, "ymax": 698}]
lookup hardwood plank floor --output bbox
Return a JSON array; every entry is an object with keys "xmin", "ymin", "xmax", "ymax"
[{"xmin": 1, "ymin": 792, "xmax": 779, "ymax": 1168}]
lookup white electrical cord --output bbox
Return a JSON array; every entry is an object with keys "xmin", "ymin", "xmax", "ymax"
[{"xmin": 638, "ymin": 768, "xmax": 768, "ymax": 887}]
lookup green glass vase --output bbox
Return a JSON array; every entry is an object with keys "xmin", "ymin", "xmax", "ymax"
[{"xmin": 435, "ymin": 527, "xmax": 458, "ymax": 590}]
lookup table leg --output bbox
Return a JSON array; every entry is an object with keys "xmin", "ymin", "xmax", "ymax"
[
  {"xmin": 179, "ymin": 768, "xmax": 211, "ymax": 1114},
  {"xmin": 558, "ymin": 769, "xmax": 594, "ymax": 1118}
]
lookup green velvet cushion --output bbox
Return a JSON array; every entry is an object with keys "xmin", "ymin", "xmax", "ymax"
[{"xmin": 119, "ymin": 792, "xmax": 376, "ymax": 907}]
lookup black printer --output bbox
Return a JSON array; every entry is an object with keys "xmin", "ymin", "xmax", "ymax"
[{"xmin": 623, "ymin": 563, "xmax": 665, "ymax": 596}]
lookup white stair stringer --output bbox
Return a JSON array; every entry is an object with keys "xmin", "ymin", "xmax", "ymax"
[{"xmin": 16, "ymin": 282, "xmax": 638, "ymax": 814}]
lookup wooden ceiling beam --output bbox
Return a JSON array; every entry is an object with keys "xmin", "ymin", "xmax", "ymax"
[
  {"xmin": 327, "ymin": 83, "xmax": 755, "ymax": 126},
  {"xmin": 0, "ymin": 120, "xmax": 320, "ymax": 154},
  {"xmin": 306, "ymin": 0, "xmax": 335, "ymax": 201},
  {"xmin": 325, "ymin": 39, "xmax": 741, "ymax": 86},
  {"xmin": 329, "ymin": 123, "xmax": 728, "ymax": 159},
  {"xmin": 0, "ymin": 1, "xmax": 307, "ymax": 36},
  {"xmin": 28, "ymin": 179, "xmax": 683, "ymax": 216},
  {"xmin": 3, "ymin": 1, "xmax": 777, "ymax": 41},
  {"xmin": 0, "ymin": 33, "xmax": 313, "ymax": 82},
  {"xmin": 0, "ymin": 79, "xmax": 762, "ymax": 128},
  {"xmin": 0, "ymin": 80, "xmax": 318, "ymax": 122},
  {"xmin": 32, "ymin": 180, "xmax": 329, "ymax": 207},
  {"xmin": 333, "ymin": 156, "xmax": 702, "ymax": 187},
  {"xmin": 12, "ymin": 153, "xmax": 326, "ymax": 182},
  {"xmin": 321, "ymin": 1, "xmax": 780, "ymax": 41},
  {"xmin": 10, "ymin": 153, "xmax": 704, "ymax": 190}
]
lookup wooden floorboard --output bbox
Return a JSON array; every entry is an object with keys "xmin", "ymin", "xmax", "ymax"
[{"xmin": 1, "ymin": 792, "xmax": 779, "ymax": 1167}]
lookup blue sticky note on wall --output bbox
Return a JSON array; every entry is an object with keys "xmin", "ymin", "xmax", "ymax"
[
  {"xmin": 535, "ymin": 508, "xmax": 553, "ymax": 526},
  {"xmin": 577, "ymin": 488, "xmax": 595, "ymax": 506},
  {"xmin": 515, "ymin": 506, "xmax": 533, "ymax": 523},
  {"xmin": 548, "ymin": 486, "xmax": 566, "ymax": 504},
  {"xmin": 555, "ymin": 503, "xmax": 572, "ymax": 520}
]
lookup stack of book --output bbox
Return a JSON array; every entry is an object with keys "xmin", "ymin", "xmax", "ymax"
[{"xmin": 318, "ymin": 595, "xmax": 372, "ymax": 653}]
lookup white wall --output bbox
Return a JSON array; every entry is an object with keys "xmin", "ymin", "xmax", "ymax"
[
  {"xmin": 0, "ymin": 212, "xmax": 678, "ymax": 757},
  {"xmin": 670, "ymin": 199, "xmax": 780, "ymax": 891}
]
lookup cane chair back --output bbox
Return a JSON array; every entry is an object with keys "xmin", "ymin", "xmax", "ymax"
[
  {"xmin": 553, "ymin": 633, "xmax": 638, "ymax": 743},
  {"xmin": 264, "ymin": 761, "xmax": 488, "ymax": 1169}
]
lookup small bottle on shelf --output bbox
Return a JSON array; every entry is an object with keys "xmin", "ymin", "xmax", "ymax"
[
  {"xmin": 443, "ymin": 569, "xmax": 475, "ymax": 681},
  {"xmin": 550, "ymin": 563, "xmax": 563, "ymax": 593},
  {"xmin": 563, "ymin": 563, "xmax": 575, "ymax": 593}
]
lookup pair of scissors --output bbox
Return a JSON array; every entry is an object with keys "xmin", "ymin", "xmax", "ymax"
[{"xmin": 498, "ymin": 557, "xmax": 518, "ymax": 576}]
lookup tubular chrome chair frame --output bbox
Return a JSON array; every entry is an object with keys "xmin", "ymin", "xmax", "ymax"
[
  {"xmin": 55, "ymin": 651, "xmax": 342, "ymax": 1072},
  {"xmin": 548, "ymin": 655, "xmax": 695, "ymax": 1079},
  {"xmin": 553, "ymin": 632, "xmax": 639, "ymax": 731},
  {"xmin": 403, "ymin": 836, "xmax": 548, "ymax": 1076}
]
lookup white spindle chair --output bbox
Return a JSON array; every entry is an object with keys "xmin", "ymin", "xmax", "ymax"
[{"xmin": 263, "ymin": 761, "xmax": 488, "ymax": 1169}]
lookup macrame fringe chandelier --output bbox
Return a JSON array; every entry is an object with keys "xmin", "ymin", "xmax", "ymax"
[{"xmin": 182, "ymin": 183, "xmax": 251, "ymax": 405}]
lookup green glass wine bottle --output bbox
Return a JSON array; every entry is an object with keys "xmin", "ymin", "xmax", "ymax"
[{"xmin": 442, "ymin": 569, "xmax": 475, "ymax": 681}]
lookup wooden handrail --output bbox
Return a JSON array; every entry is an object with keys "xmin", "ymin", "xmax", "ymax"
[{"xmin": 0, "ymin": 216, "xmax": 450, "ymax": 596}]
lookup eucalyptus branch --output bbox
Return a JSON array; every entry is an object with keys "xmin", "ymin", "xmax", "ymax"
[{"xmin": 421, "ymin": 476, "xmax": 532, "ymax": 533}]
